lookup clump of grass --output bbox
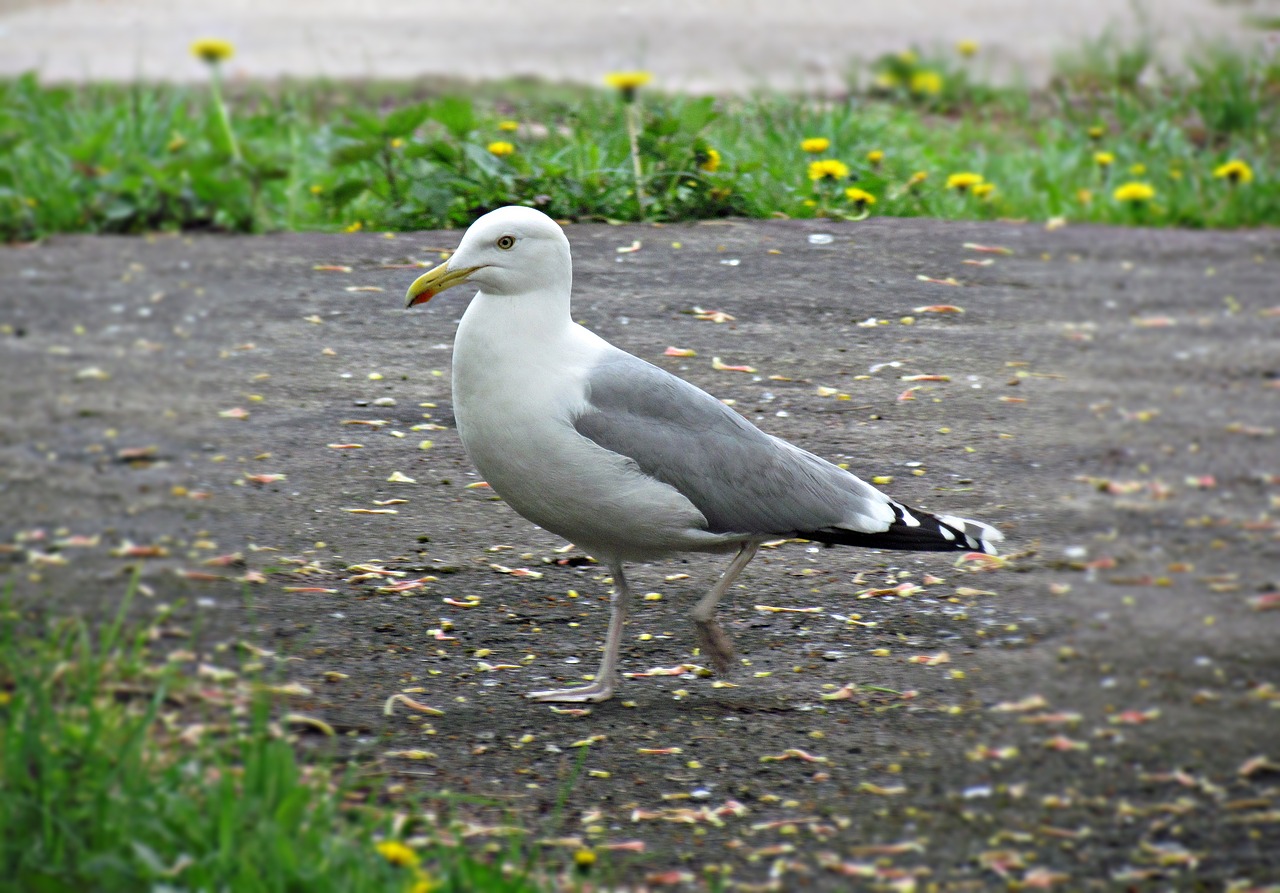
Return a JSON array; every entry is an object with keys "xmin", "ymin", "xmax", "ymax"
[
  {"xmin": 1186, "ymin": 44, "xmax": 1267, "ymax": 137},
  {"xmin": 1052, "ymin": 26, "xmax": 1155, "ymax": 92},
  {"xmin": 0, "ymin": 38, "xmax": 1276, "ymax": 240},
  {"xmin": 0, "ymin": 581, "xmax": 554, "ymax": 892}
]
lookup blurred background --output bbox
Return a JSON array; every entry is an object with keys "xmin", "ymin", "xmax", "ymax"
[{"xmin": 2, "ymin": 0, "xmax": 1275, "ymax": 90}]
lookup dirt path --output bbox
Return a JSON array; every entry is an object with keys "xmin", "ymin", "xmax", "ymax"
[
  {"xmin": 3, "ymin": 217, "xmax": 1279, "ymax": 887},
  {"xmin": 3, "ymin": 0, "xmax": 1277, "ymax": 89}
]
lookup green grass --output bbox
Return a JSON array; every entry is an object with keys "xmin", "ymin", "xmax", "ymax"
[
  {"xmin": 0, "ymin": 581, "xmax": 560, "ymax": 893},
  {"xmin": 1, "ymin": 40, "xmax": 1277, "ymax": 241}
]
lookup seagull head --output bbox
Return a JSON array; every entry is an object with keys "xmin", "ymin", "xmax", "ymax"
[{"xmin": 405, "ymin": 206, "xmax": 572, "ymax": 307}]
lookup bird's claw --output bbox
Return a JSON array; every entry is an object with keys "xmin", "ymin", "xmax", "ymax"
[{"xmin": 526, "ymin": 682, "xmax": 615, "ymax": 703}]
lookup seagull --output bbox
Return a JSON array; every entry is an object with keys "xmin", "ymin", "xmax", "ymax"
[{"xmin": 405, "ymin": 206, "xmax": 1003, "ymax": 703}]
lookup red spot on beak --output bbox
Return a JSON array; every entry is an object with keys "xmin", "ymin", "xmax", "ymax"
[{"xmin": 407, "ymin": 290, "xmax": 434, "ymax": 307}]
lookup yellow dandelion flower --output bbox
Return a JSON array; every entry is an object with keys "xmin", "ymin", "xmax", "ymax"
[
  {"xmin": 907, "ymin": 170, "xmax": 929, "ymax": 188},
  {"xmin": 945, "ymin": 172, "xmax": 984, "ymax": 192},
  {"xmin": 190, "ymin": 37, "xmax": 235, "ymax": 64},
  {"xmin": 845, "ymin": 187, "xmax": 877, "ymax": 206},
  {"xmin": 972, "ymin": 182, "xmax": 996, "ymax": 199},
  {"xmin": 376, "ymin": 840, "xmax": 419, "ymax": 868},
  {"xmin": 487, "ymin": 141, "xmax": 515, "ymax": 157},
  {"xmin": 1076, "ymin": 188, "xmax": 1093, "ymax": 204},
  {"xmin": 697, "ymin": 147, "xmax": 721, "ymax": 173},
  {"xmin": 909, "ymin": 70, "xmax": 943, "ymax": 96},
  {"xmin": 1113, "ymin": 181, "xmax": 1155, "ymax": 203},
  {"xmin": 1129, "ymin": 163, "xmax": 1146, "ymax": 176},
  {"xmin": 604, "ymin": 70, "xmax": 652, "ymax": 90},
  {"xmin": 1213, "ymin": 159, "xmax": 1253, "ymax": 185},
  {"xmin": 390, "ymin": 137, "xmax": 405, "ymax": 149},
  {"xmin": 801, "ymin": 137, "xmax": 831, "ymax": 154},
  {"xmin": 957, "ymin": 39, "xmax": 979, "ymax": 58},
  {"xmin": 309, "ymin": 184, "xmax": 323, "ymax": 195},
  {"xmin": 1093, "ymin": 151, "xmax": 1115, "ymax": 167},
  {"xmin": 1087, "ymin": 125, "xmax": 1106, "ymax": 140},
  {"xmin": 573, "ymin": 849, "xmax": 597, "ymax": 869},
  {"xmin": 808, "ymin": 159, "xmax": 850, "ymax": 182},
  {"xmin": 497, "ymin": 120, "xmax": 519, "ymax": 132},
  {"xmin": 604, "ymin": 70, "xmax": 652, "ymax": 102},
  {"xmin": 344, "ymin": 221, "xmax": 364, "ymax": 233},
  {"xmin": 866, "ymin": 149, "xmax": 884, "ymax": 166}
]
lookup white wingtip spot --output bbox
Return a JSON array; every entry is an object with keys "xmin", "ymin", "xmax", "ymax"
[{"xmin": 895, "ymin": 504, "xmax": 921, "ymax": 527}]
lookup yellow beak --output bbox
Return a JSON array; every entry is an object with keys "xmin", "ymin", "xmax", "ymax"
[{"xmin": 404, "ymin": 261, "xmax": 482, "ymax": 308}]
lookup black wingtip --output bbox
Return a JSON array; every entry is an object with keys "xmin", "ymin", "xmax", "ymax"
[{"xmin": 803, "ymin": 502, "xmax": 1001, "ymax": 554}]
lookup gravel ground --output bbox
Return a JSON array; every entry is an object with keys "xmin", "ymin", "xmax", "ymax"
[{"xmin": 3, "ymin": 216, "xmax": 1279, "ymax": 888}]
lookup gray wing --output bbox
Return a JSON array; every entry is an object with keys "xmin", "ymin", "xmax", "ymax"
[{"xmin": 572, "ymin": 350, "xmax": 896, "ymax": 537}]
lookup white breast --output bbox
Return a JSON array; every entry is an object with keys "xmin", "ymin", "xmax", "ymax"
[{"xmin": 450, "ymin": 292, "xmax": 722, "ymax": 560}]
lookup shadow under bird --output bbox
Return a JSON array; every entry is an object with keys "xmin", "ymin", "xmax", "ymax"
[{"xmin": 404, "ymin": 206, "xmax": 1003, "ymax": 703}]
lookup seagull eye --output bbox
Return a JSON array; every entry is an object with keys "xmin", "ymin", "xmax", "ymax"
[{"xmin": 496, "ymin": 235, "xmax": 516, "ymax": 250}]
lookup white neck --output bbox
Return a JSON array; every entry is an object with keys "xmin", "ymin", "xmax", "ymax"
[
  {"xmin": 451, "ymin": 287, "xmax": 607, "ymax": 408},
  {"xmin": 460, "ymin": 288, "xmax": 572, "ymax": 342}
]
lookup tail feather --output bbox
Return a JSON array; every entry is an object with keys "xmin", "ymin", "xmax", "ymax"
[{"xmin": 805, "ymin": 501, "xmax": 1003, "ymax": 555}]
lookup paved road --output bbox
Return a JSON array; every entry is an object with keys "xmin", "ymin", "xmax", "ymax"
[{"xmin": 2, "ymin": 0, "xmax": 1277, "ymax": 90}]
